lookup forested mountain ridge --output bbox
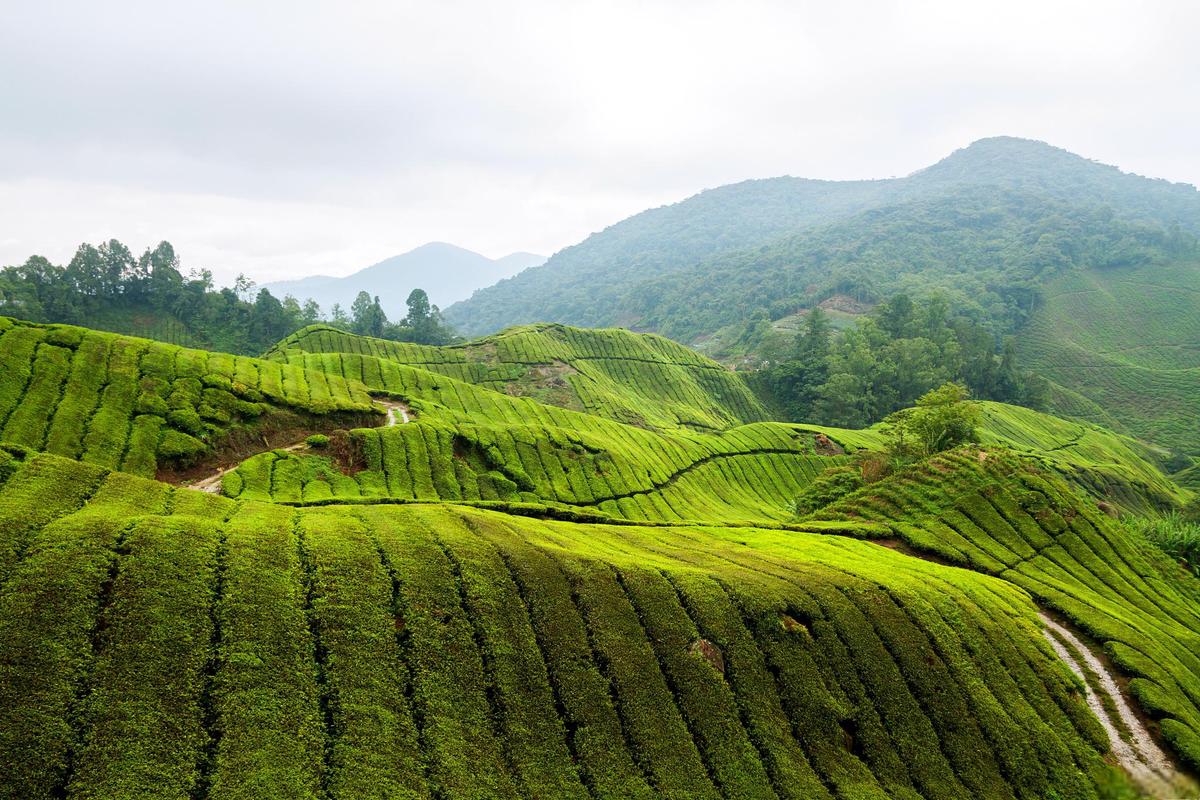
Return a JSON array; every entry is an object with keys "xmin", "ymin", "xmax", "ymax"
[{"xmin": 444, "ymin": 137, "xmax": 1200, "ymax": 337}]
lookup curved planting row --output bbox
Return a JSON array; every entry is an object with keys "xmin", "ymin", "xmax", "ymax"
[
  {"xmin": 222, "ymin": 420, "xmax": 836, "ymax": 523},
  {"xmin": 808, "ymin": 448, "xmax": 1200, "ymax": 773},
  {"xmin": 0, "ymin": 317, "xmax": 377, "ymax": 477},
  {"xmin": 0, "ymin": 450, "xmax": 1142, "ymax": 800},
  {"xmin": 267, "ymin": 323, "xmax": 768, "ymax": 431}
]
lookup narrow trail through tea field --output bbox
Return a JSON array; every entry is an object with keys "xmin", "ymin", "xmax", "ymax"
[
  {"xmin": 1039, "ymin": 612, "xmax": 1191, "ymax": 797},
  {"xmin": 188, "ymin": 399, "xmax": 411, "ymax": 494}
]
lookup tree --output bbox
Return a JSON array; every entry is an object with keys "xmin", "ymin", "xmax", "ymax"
[
  {"xmin": 329, "ymin": 303, "xmax": 349, "ymax": 328},
  {"xmin": 350, "ymin": 291, "xmax": 374, "ymax": 335},
  {"xmin": 233, "ymin": 273, "xmax": 256, "ymax": 302},
  {"xmin": 881, "ymin": 382, "xmax": 980, "ymax": 462},
  {"xmin": 301, "ymin": 299, "xmax": 322, "ymax": 325},
  {"xmin": 397, "ymin": 288, "xmax": 455, "ymax": 345},
  {"xmin": 98, "ymin": 239, "xmax": 135, "ymax": 296},
  {"xmin": 366, "ymin": 296, "xmax": 388, "ymax": 338}
]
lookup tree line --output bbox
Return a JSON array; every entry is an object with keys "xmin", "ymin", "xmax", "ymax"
[
  {"xmin": 751, "ymin": 293, "xmax": 1048, "ymax": 428},
  {"xmin": 0, "ymin": 239, "xmax": 456, "ymax": 354}
]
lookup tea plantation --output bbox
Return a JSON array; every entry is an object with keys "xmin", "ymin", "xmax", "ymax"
[{"xmin": 0, "ymin": 318, "xmax": 1197, "ymax": 799}]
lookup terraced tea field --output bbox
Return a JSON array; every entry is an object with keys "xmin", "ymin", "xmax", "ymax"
[
  {"xmin": 1018, "ymin": 260, "xmax": 1200, "ymax": 455},
  {"xmin": 0, "ymin": 317, "xmax": 379, "ymax": 478},
  {"xmin": 0, "ymin": 318, "xmax": 1197, "ymax": 799},
  {"xmin": 268, "ymin": 323, "xmax": 770, "ymax": 431}
]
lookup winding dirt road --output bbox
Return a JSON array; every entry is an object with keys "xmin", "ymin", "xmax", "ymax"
[
  {"xmin": 1040, "ymin": 613, "xmax": 1190, "ymax": 796},
  {"xmin": 186, "ymin": 399, "xmax": 412, "ymax": 494}
]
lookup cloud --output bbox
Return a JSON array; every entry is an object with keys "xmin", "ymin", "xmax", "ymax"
[{"xmin": 1, "ymin": 0, "xmax": 1196, "ymax": 284}]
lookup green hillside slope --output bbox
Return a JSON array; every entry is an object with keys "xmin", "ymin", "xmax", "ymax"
[
  {"xmin": 0, "ymin": 318, "xmax": 1197, "ymax": 799},
  {"xmin": 0, "ymin": 447, "xmax": 1177, "ymax": 800},
  {"xmin": 807, "ymin": 448, "xmax": 1200, "ymax": 773},
  {"xmin": 1017, "ymin": 260, "xmax": 1200, "ymax": 454},
  {"xmin": 268, "ymin": 322, "xmax": 769, "ymax": 432},
  {"xmin": 0, "ymin": 317, "xmax": 379, "ymax": 478},
  {"xmin": 445, "ymin": 137, "xmax": 1200, "ymax": 337}
]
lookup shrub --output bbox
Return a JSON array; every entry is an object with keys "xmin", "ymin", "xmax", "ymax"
[
  {"xmin": 792, "ymin": 465, "xmax": 863, "ymax": 516},
  {"xmin": 43, "ymin": 326, "xmax": 83, "ymax": 348},
  {"xmin": 881, "ymin": 382, "xmax": 980, "ymax": 462},
  {"xmin": 158, "ymin": 429, "xmax": 208, "ymax": 464},
  {"xmin": 305, "ymin": 434, "xmax": 330, "ymax": 448},
  {"xmin": 1124, "ymin": 512, "xmax": 1200, "ymax": 576},
  {"xmin": 166, "ymin": 408, "xmax": 206, "ymax": 437},
  {"xmin": 135, "ymin": 393, "xmax": 170, "ymax": 416}
]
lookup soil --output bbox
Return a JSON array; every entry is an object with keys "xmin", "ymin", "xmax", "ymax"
[{"xmin": 175, "ymin": 398, "xmax": 413, "ymax": 495}]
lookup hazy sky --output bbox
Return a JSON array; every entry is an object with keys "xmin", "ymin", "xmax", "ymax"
[{"xmin": 1, "ymin": 0, "xmax": 1196, "ymax": 286}]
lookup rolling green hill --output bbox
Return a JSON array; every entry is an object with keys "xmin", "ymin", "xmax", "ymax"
[
  {"xmin": 267, "ymin": 323, "xmax": 770, "ymax": 432},
  {"xmin": 0, "ymin": 318, "xmax": 1197, "ymax": 799},
  {"xmin": 0, "ymin": 316, "xmax": 379, "ymax": 479},
  {"xmin": 1017, "ymin": 260, "xmax": 1200, "ymax": 455},
  {"xmin": 442, "ymin": 137, "xmax": 1199, "ymax": 459}
]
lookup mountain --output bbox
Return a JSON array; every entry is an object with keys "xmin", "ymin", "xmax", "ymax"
[
  {"xmin": 263, "ymin": 242, "xmax": 544, "ymax": 319},
  {"xmin": 444, "ymin": 137, "xmax": 1200, "ymax": 337},
  {"xmin": 0, "ymin": 316, "xmax": 1197, "ymax": 798}
]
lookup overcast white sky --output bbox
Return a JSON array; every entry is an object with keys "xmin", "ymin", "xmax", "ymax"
[{"xmin": 1, "ymin": 0, "xmax": 1196, "ymax": 286}]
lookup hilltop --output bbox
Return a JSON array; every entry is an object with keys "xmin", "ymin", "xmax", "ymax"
[
  {"xmin": 444, "ymin": 137, "xmax": 1200, "ymax": 459},
  {"xmin": 444, "ymin": 137, "xmax": 1200, "ymax": 338},
  {"xmin": 0, "ymin": 318, "xmax": 1196, "ymax": 799}
]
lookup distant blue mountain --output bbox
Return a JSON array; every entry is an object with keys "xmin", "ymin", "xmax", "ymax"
[{"xmin": 262, "ymin": 242, "xmax": 544, "ymax": 319}]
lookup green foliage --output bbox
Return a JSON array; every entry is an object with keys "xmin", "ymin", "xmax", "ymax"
[
  {"xmin": 881, "ymin": 383, "xmax": 981, "ymax": 462},
  {"xmin": 447, "ymin": 138, "xmax": 1199, "ymax": 341},
  {"xmin": 305, "ymin": 433, "xmax": 330, "ymax": 448},
  {"xmin": 791, "ymin": 465, "xmax": 863, "ymax": 515},
  {"xmin": 0, "ymin": 317, "xmax": 376, "ymax": 476},
  {"xmin": 0, "ymin": 450, "xmax": 1164, "ymax": 799},
  {"xmin": 759, "ymin": 295, "xmax": 1047, "ymax": 428},
  {"xmin": 1123, "ymin": 513, "xmax": 1200, "ymax": 577},
  {"xmin": 1017, "ymin": 259, "xmax": 1200, "ymax": 455},
  {"xmin": 2, "ymin": 317, "xmax": 1198, "ymax": 798}
]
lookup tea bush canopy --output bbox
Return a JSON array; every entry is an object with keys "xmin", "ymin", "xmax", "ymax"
[{"xmin": 0, "ymin": 317, "xmax": 1196, "ymax": 799}]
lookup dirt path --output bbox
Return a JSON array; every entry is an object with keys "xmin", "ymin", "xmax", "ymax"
[
  {"xmin": 1040, "ymin": 613, "xmax": 1191, "ymax": 796},
  {"xmin": 186, "ymin": 399, "xmax": 412, "ymax": 494}
]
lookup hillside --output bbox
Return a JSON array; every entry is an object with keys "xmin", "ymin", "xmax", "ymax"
[
  {"xmin": 444, "ymin": 137, "xmax": 1200, "ymax": 337},
  {"xmin": 0, "ymin": 316, "xmax": 380, "ymax": 479},
  {"xmin": 0, "ymin": 319, "xmax": 1197, "ymax": 799},
  {"xmin": 1017, "ymin": 259, "xmax": 1200, "ymax": 455},
  {"xmin": 262, "ymin": 242, "xmax": 545, "ymax": 319}
]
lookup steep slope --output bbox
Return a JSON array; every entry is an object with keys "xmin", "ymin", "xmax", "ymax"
[
  {"xmin": 807, "ymin": 448, "xmax": 1200, "ymax": 777},
  {"xmin": 261, "ymin": 242, "xmax": 545, "ymax": 318},
  {"xmin": 1017, "ymin": 259, "xmax": 1200, "ymax": 454},
  {"xmin": 445, "ymin": 137, "xmax": 1200, "ymax": 337},
  {"xmin": 0, "ymin": 316, "xmax": 380, "ymax": 479},
  {"xmin": 0, "ymin": 448, "xmax": 1168, "ymax": 800}
]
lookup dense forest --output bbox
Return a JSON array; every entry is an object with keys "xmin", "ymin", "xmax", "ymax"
[
  {"xmin": 751, "ymin": 295, "xmax": 1047, "ymax": 428},
  {"xmin": 445, "ymin": 137, "xmax": 1200, "ymax": 338},
  {"xmin": 0, "ymin": 240, "xmax": 455, "ymax": 354}
]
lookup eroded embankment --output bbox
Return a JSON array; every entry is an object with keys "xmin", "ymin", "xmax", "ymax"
[{"xmin": 185, "ymin": 399, "xmax": 412, "ymax": 494}]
